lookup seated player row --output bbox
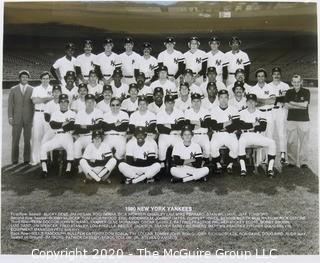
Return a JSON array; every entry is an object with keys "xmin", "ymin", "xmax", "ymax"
[
  {"xmin": 50, "ymin": 36, "xmax": 250, "ymax": 88},
  {"xmin": 39, "ymin": 90, "xmax": 276, "ymax": 182}
]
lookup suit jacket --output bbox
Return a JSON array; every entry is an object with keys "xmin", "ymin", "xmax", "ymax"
[{"xmin": 8, "ymin": 84, "xmax": 34, "ymax": 125}]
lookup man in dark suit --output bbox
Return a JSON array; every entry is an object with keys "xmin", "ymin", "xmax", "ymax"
[{"xmin": 8, "ymin": 70, "xmax": 34, "ymax": 164}]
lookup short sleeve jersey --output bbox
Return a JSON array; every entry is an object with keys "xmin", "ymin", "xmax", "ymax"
[
  {"xmin": 129, "ymin": 110, "xmax": 156, "ymax": 129},
  {"xmin": 82, "ymin": 142, "xmax": 113, "ymax": 160},
  {"xmin": 206, "ymin": 50, "xmax": 225, "ymax": 77},
  {"xmin": 157, "ymin": 49, "xmax": 184, "ymax": 76},
  {"xmin": 223, "ymin": 50, "xmax": 250, "ymax": 74},
  {"xmin": 75, "ymin": 53, "xmax": 97, "ymax": 77},
  {"xmin": 118, "ymin": 51, "xmax": 141, "ymax": 77},
  {"xmin": 31, "ymin": 85, "xmax": 53, "ymax": 110},
  {"xmin": 172, "ymin": 141, "xmax": 203, "ymax": 161},
  {"xmin": 52, "ymin": 56, "xmax": 76, "ymax": 79},
  {"xmin": 50, "ymin": 110, "xmax": 76, "ymax": 133},
  {"xmin": 184, "ymin": 107, "xmax": 210, "ymax": 133},
  {"xmin": 183, "ymin": 49, "xmax": 208, "ymax": 74},
  {"xmin": 126, "ymin": 138, "xmax": 158, "ymax": 159},
  {"xmin": 75, "ymin": 108, "xmax": 103, "ymax": 126},
  {"xmin": 94, "ymin": 52, "xmax": 120, "ymax": 77}
]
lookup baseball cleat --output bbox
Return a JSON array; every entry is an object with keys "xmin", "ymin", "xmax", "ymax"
[
  {"xmin": 41, "ymin": 171, "xmax": 48, "ymax": 178},
  {"xmin": 267, "ymin": 170, "xmax": 274, "ymax": 178},
  {"xmin": 65, "ymin": 171, "xmax": 72, "ymax": 177},
  {"xmin": 280, "ymin": 158, "xmax": 287, "ymax": 165},
  {"xmin": 240, "ymin": 170, "xmax": 247, "ymax": 177},
  {"xmin": 201, "ymin": 176, "xmax": 208, "ymax": 182}
]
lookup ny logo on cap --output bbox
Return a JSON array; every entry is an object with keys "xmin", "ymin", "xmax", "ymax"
[{"xmin": 236, "ymin": 58, "xmax": 243, "ymax": 65}]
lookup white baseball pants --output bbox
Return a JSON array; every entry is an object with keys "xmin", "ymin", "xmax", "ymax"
[
  {"xmin": 272, "ymin": 107, "xmax": 288, "ymax": 152},
  {"xmin": 158, "ymin": 134, "xmax": 181, "ymax": 161},
  {"xmin": 103, "ymin": 134, "xmax": 126, "ymax": 160},
  {"xmin": 74, "ymin": 135, "xmax": 91, "ymax": 159},
  {"xmin": 210, "ymin": 132, "xmax": 238, "ymax": 158},
  {"xmin": 238, "ymin": 132, "xmax": 276, "ymax": 156},
  {"xmin": 80, "ymin": 158, "xmax": 117, "ymax": 182},
  {"xmin": 192, "ymin": 134, "xmax": 210, "ymax": 158},
  {"xmin": 171, "ymin": 166, "xmax": 209, "ymax": 182},
  {"xmin": 31, "ymin": 112, "xmax": 47, "ymax": 164}
]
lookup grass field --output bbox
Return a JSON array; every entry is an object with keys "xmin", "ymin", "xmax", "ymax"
[{"xmin": 1, "ymin": 89, "xmax": 319, "ymax": 255}]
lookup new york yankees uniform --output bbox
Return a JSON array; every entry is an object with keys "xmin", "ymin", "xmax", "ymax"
[
  {"xmin": 75, "ymin": 53, "xmax": 96, "ymax": 80},
  {"xmin": 200, "ymin": 80, "xmax": 226, "ymax": 97},
  {"xmin": 138, "ymin": 85, "xmax": 153, "ymax": 99},
  {"xmin": 223, "ymin": 50, "xmax": 250, "ymax": 85},
  {"xmin": 269, "ymin": 81, "xmax": 290, "ymax": 153},
  {"xmin": 157, "ymin": 49, "xmax": 184, "ymax": 78},
  {"xmin": 118, "ymin": 138, "xmax": 161, "ymax": 183},
  {"xmin": 137, "ymin": 55, "xmax": 158, "ymax": 80},
  {"xmin": 80, "ymin": 142, "xmax": 117, "ymax": 182},
  {"xmin": 184, "ymin": 107, "xmax": 211, "ymax": 158},
  {"xmin": 96, "ymin": 99, "xmax": 111, "ymax": 114},
  {"xmin": 210, "ymin": 105, "xmax": 239, "ymax": 160},
  {"xmin": 184, "ymin": 49, "xmax": 208, "ymax": 85},
  {"xmin": 40, "ymin": 109, "xmax": 75, "ymax": 163},
  {"xmin": 171, "ymin": 140, "xmax": 209, "ymax": 182},
  {"xmin": 156, "ymin": 108, "xmax": 185, "ymax": 164},
  {"xmin": 206, "ymin": 50, "xmax": 225, "ymax": 82},
  {"xmin": 227, "ymin": 82, "xmax": 251, "ymax": 99},
  {"xmin": 150, "ymin": 79, "xmax": 178, "ymax": 97},
  {"xmin": 31, "ymin": 84, "xmax": 53, "ymax": 164},
  {"xmin": 110, "ymin": 81, "xmax": 129, "ymax": 99},
  {"xmin": 87, "ymin": 83, "xmax": 103, "ymax": 97},
  {"xmin": 61, "ymin": 85, "xmax": 79, "ymax": 104},
  {"xmin": 129, "ymin": 110, "xmax": 157, "ymax": 139},
  {"xmin": 70, "ymin": 97, "xmax": 86, "ymax": 113},
  {"xmin": 52, "ymin": 56, "xmax": 76, "ymax": 85},
  {"xmin": 94, "ymin": 52, "xmax": 120, "ymax": 80},
  {"xmin": 121, "ymin": 97, "xmax": 139, "ymax": 115},
  {"xmin": 118, "ymin": 51, "xmax": 141, "ymax": 84},
  {"xmin": 148, "ymin": 102, "xmax": 165, "ymax": 115},
  {"xmin": 201, "ymin": 97, "xmax": 219, "ymax": 113},
  {"xmin": 174, "ymin": 96, "xmax": 192, "ymax": 113},
  {"xmin": 73, "ymin": 108, "xmax": 103, "ymax": 159},
  {"xmin": 42, "ymin": 99, "xmax": 60, "ymax": 144},
  {"xmin": 101, "ymin": 110, "xmax": 129, "ymax": 160},
  {"xmin": 229, "ymin": 96, "xmax": 247, "ymax": 112}
]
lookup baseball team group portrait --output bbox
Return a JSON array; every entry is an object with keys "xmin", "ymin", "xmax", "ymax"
[{"xmin": 1, "ymin": 0, "xmax": 319, "ymax": 257}]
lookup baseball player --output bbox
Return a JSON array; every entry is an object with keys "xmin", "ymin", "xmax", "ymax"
[
  {"xmin": 118, "ymin": 37, "xmax": 141, "ymax": 85},
  {"xmin": 223, "ymin": 37, "xmax": 250, "ymax": 86},
  {"xmin": 96, "ymin": 85, "xmax": 113, "ymax": 114},
  {"xmin": 100, "ymin": 97, "xmax": 129, "ymax": 161},
  {"xmin": 150, "ymin": 65, "xmax": 178, "ymax": 98},
  {"xmin": 184, "ymin": 93, "xmax": 211, "ymax": 164},
  {"xmin": 207, "ymin": 36, "xmax": 225, "ymax": 82},
  {"xmin": 210, "ymin": 90, "xmax": 239, "ymax": 174},
  {"xmin": 182, "ymin": 69, "xmax": 202, "ymax": 96},
  {"xmin": 200, "ymin": 67, "xmax": 226, "ymax": 97},
  {"xmin": 136, "ymin": 72, "xmax": 153, "ymax": 103},
  {"xmin": 50, "ymin": 43, "xmax": 76, "ymax": 85},
  {"xmin": 269, "ymin": 67, "xmax": 290, "ymax": 163},
  {"xmin": 61, "ymin": 71, "xmax": 78, "ymax": 104},
  {"xmin": 136, "ymin": 42, "xmax": 158, "ymax": 85},
  {"xmin": 157, "ymin": 36, "xmax": 184, "ymax": 83},
  {"xmin": 70, "ymin": 83, "xmax": 88, "ymax": 113},
  {"xmin": 156, "ymin": 94, "xmax": 185, "ymax": 170},
  {"xmin": 121, "ymin": 83, "xmax": 139, "ymax": 116},
  {"xmin": 174, "ymin": 82, "xmax": 192, "ymax": 113},
  {"xmin": 80, "ymin": 129, "xmax": 117, "ymax": 183},
  {"xmin": 87, "ymin": 70, "xmax": 103, "ymax": 102},
  {"xmin": 201, "ymin": 82, "xmax": 219, "ymax": 113},
  {"xmin": 75, "ymin": 40, "xmax": 96, "ymax": 84},
  {"xmin": 238, "ymin": 94, "xmax": 276, "ymax": 177},
  {"xmin": 129, "ymin": 96, "xmax": 157, "ymax": 140},
  {"xmin": 229, "ymin": 81, "xmax": 247, "ymax": 111},
  {"xmin": 110, "ymin": 68, "xmax": 129, "ymax": 100},
  {"xmin": 183, "ymin": 36, "xmax": 208, "ymax": 85},
  {"xmin": 247, "ymin": 68, "xmax": 276, "ymax": 139},
  {"xmin": 226, "ymin": 68, "xmax": 251, "ymax": 98},
  {"xmin": 171, "ymin": 125, "xmax": 209, "ymax": 183},
  {"xmin": 93, "ymin": 38, "xmax": 121, "ymax": 85},
  {"xmin": 30, "ymin": 71, "xmax": 53, "ymax": 165},
  {"xmin": 42, "ymin": 84, "xmax": 62, "ymax": 144},
  {"xmin": 118, "ymin": 126, "xmax": 161, "ymax": 184},
  {"xmin": 73, "ymin": 94, "xmax": 104, "ymax": 172},
  {"xmin": 148, "ymin": 87, "xmax": 165, "ymax": 115},
  {"xmin": 40, "ymin": 94, "xmax": 75, "ymax": 177}
]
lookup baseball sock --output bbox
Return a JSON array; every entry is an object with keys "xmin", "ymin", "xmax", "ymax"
[
  {"xmin": 66, "ymin": 161, "xmax": 72, "ymax": 172},
  {"xmin": 239, "ymin": 155, "xmax": 246, "ymax": 171},
  {"xmin": 267, "ymin": 155, "xmax": 276, "ymax": 171},
  {"xmin": 227, "ymin": 156, "xmax": 236, "ymax": 168},
  {"xmin": 41, "ymin": 160, "xmax": 48, "ymax": 172},
  {"xmin": 212, "ymin": 157, "xmax": 221, "ymax": 168}
]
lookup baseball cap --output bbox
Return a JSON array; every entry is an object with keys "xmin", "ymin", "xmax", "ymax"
[
  {"xmin": 59, "ymin": 94, "xmax": 69, "ymax": 103},
  {"xmin": 207, "ymin": 67, "xmax": 217, "ymax": 74},
  {"xmin": 209, "ymin": 36, "xmax": 220, "ymax": 43},
  {"xmin": 235, "ymin": 68, "xmax": 245, "ymax": 75},
  {"xmin": 153, "ymin": 87, "xmax": 164, "ymax": 95},
  {"xmin": 84, "ymin": 40, "xmax": 93, "ymax": 46},
  {"xmin": 142, "ymin": 42, "xmax": 152, "ymax": 49},
  {"xmin": 78, "ymin": 83, "xmax": 88, "ymax": 91},
  {"xmin": 207, "ymin": 81, "xmax": 217, "ymax": 89},
  {"xmin": 272, "ymin": 67, "xmax": 282, "ymax": 74},
  {"xmin": 135, "ymin": 126, "xmax": 147, "ymax": 136},
  {"xmin": 52, "ymin": 84, "xmax": 62, "ymax": 92},
  {"xmin": 103, "ymin": 38, "xmax": 113, "ymax": 45},
  {"xmin": 138, "ymin": 95, "xmax": 148, "ymax": 103},
  {"xmin": 189, "ymin": 36, "xmax": 199, "ymax": 42},
  {"xmin": 88, "ymin": 70, "xmax": 97, "ymax": 76},
  {"xmin": 255, "ymin": 68, "xmax": 267, "ymax": 78},
  {"xmin": 124, "ymin": 37, "xmax": 133, "ymax": 44},
  {"xmin": 181, "ymin": 124, "xmax": 193, "ymax": 133},
  {"xmin": 218, "ymin": 89, "xmax": 229, "ymax": 96},
  {"xmin": 92, "ymin": 129, "xmax": 104, "ymax": 140},
  {"xmin": 65, "ymin": 42, "xmax": 75, "ymax": 50},
  {"xmin": 136, "ymin": 71, "xmax": 146, "ymax": 79},
  {"xmin": 164, "ymin": 94, "xmax": 175, "ymax": 103},
  {"xmin": 85, "ymin": 94, "xmax": 95, "ymax": 101},
  {"xmin": 246, "ymin": 93, "xmax": 257, "ymax": 101},
  {"xmin": 158, "ymin": 65, "xmax": 168, "ymax": 72},
  {"xmin": 184, "ymin": 69, "xmax": 194, "ymax": 75},
  {"xmin": 64, "ymin": 71, "xmax": 76, "ymax": 79},
  {"xmin": 229, "ymin": 36, "xmax": 241, "ymax": 45},
  {"xmin": 113, "ymin": 68, "xmax": 123, "ymax": 77},
  {"xmin": 191, "ymin": 93, "xmax": 202, "ymax": 100},
  {"xmin": 129, "ymin": 83, "xmax": 138, "ymax": 92},
  {"xmin": 164, "ymin": 37, "xmax": 175, "ymax": 43},
  {"xmin": 40, "ymin": 71, "xmax": 50, "ymax": 79},
  {"xmin": 232, "ymin": 81, "xmax": 245, "ymax": 92},
  {"xmin": 103, "ymin": 84, "xmax": 113, "ymax": 92},
  {"xmin": 180, "ymin": 82, "xmax": 190, "ymax": 89},
  {"xmin": 18, "ymin": 70, "xmax": 31, "ymax": 78}
]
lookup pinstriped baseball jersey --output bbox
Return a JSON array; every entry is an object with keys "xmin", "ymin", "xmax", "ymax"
[
  {"xmin": 87, "ymin": 83, "xmax": 103, "ymax": 96},
  {"xmin": 121, "ymin": 98, "xmax": 139, "ymax": 113},
  {"xmin": 137, "ymin": 56, "xmax": 158, "ymax": 79},
  {"xmin": 129, "ymin": 110, "xmax": 156, "ymax": 129},
  {"xmin": 150, "ymin": 79, "xmax": 177, "ymax": 96},
  {"xmin": 82, "ymin": 142, "xmax": 113, "ymax": 160},
  {"xmin": 157, "ymin": 49, "xmax": 184, "ymax": 76},
  {"xmin": 118, "ymin": 51, "xmax": 141, "ymax": 77},
  {"xmin": 75, "ymin": 108, "xmax": 103, "ymax": 126},
  {"xmin": 110, "ymin": 81, "xmax": 129, "ymax": 98},
  {"xmin": 31, "ymin": 85, "xmax": 53, "ymax": 110},
  {"xmin": 96, "ymin": 100, "xmax": 111, "ymax": 114},
  {"xmin": 70, "ymin": 98, "xmax": 86, "ymax": 113},
  {"xmin": 44, "ymin": 100, "xmax": 60, "ymax": 116},
  {"xmin": 94, "ymin": 52, "xmax": 120, "ymax": 77},
  {"xmin": 75, "ymin": 53, "xmax": 97, "ymax": 77},
  {"xmin": 239, "ymin": 108, "xmax": 267, "ymax": 130},
  {"xmin": 126, "ymin": 138, "xmax": 158, "ymax": 159},
  {"xmin": 156, "ymin": 108, "xmax": 184, "ymax": 125},
  {"xmin": 229, "ymin": 97, "xmax": 247, "ymax": 112},
  {"xmin": 50, "ymin": 110, "xmax": 75, "ymax": 133},
  {"xmin": 184, "ymin": 107, "xmax": 210, "ymax": 133},
  {"xmin": 210, "ymin": 105, "xmax": 239, "ymax": 123},
  {"xmin": 61, "ymin": 85, "xmax": 78, "ymax": 102},
  {"xmin": 172, "ymin": 140, "xmax": 202, "ymax": 161},
  {"xmin": 206, "ymin": 50, "xmax": 225, "ymax": 77},
  {"xmin": 223, "ymin": 50, "xmax": 250, "ymax": 74},
  {"xmin": 174, "ymin": 96, "xmax": 192, "ymax": 113},
  {"xmin": 184, "ymin": 49, "xmax": 208, "ymax": 74},
  {"xmin": 103, "ymin": 110, "xmax": 129, "ymax": 135}
]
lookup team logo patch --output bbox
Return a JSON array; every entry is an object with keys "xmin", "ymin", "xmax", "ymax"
[
  {"xmin": 236, "ymin": 58, "xmax": 243, "ymax": 65},
  {"xmin": 111, "ymin": 60, "xmax": 115, "ymax": 67},
  {"xmin": 143, "ymin": 152, "xmax": 148, "ymax": 159},
  {"xmin": 174, "ymin": 58, "xmax": 179, "ymax": 64},
  {"xmin": 190, "ymin": 152, "xmax": 195, "ymax": 159},
  {"xmin": 216, "ymin": 60, "xmax": 222, "ymax": 66},
  {"xmin": 264, "ymin": 91, "xmax": 269, "ymax": 95},
  {"xmin": 196, "ymin": 57, "xmax": 201, "ymax": 64},
  {"xmin": 132, "ymin": 59, "xmax": 135, "ymax": 65}
]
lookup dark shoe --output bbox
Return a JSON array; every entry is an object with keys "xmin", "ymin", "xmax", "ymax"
[
  {"xmin": 240, "ymin": 170, "xmax": 247, "ymax": 177},
  {"xmin": 227, "ymin": 167, "xmax": 233, "ymax": 174},
  {"xmin": 23, "ymin": 161, "xmax": 30, "ymax": 165},
  {"xmin": 287, "ymin": 163, "xmax": 297, "ymax": 168},
  {"xmin": 201, "ymin": 176, "xmax": 208, "ymax": 182},
  {"xmin": 215, "ymin": 167, "xmax": 223, "ymax": 175},
  {"xmin": 146, "ymin": 178, "xmax": 155, "ymax": 184},
  {"xmin": 12, "ymin": 161, "xmax": 18, "ymax": 165},
  {"xmin": 300, "ymin": 164, "xmax": 308, "ymax": 169},
  {"xmin": 41, "ymin": 172, "xmax": 48, "ymax": 178},
  {"xmin": 267, "ymin": 170, "xmax": 274, "ymax": 178},
  {"xmin": 170, "ymin": 177, "xmax": 182, "ymax": 183},
  {"xmin": 65, "ymin": 171, "xmax": 72, "ymax": 177},
  {"xmin": 280, "ymin": 158, "xmax": 287, "ymax": 165}
]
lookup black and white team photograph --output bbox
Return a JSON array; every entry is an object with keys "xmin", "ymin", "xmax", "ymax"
[{"xmin": 1, "ymin": 0, "xmax": 319, "ymax": 260}]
